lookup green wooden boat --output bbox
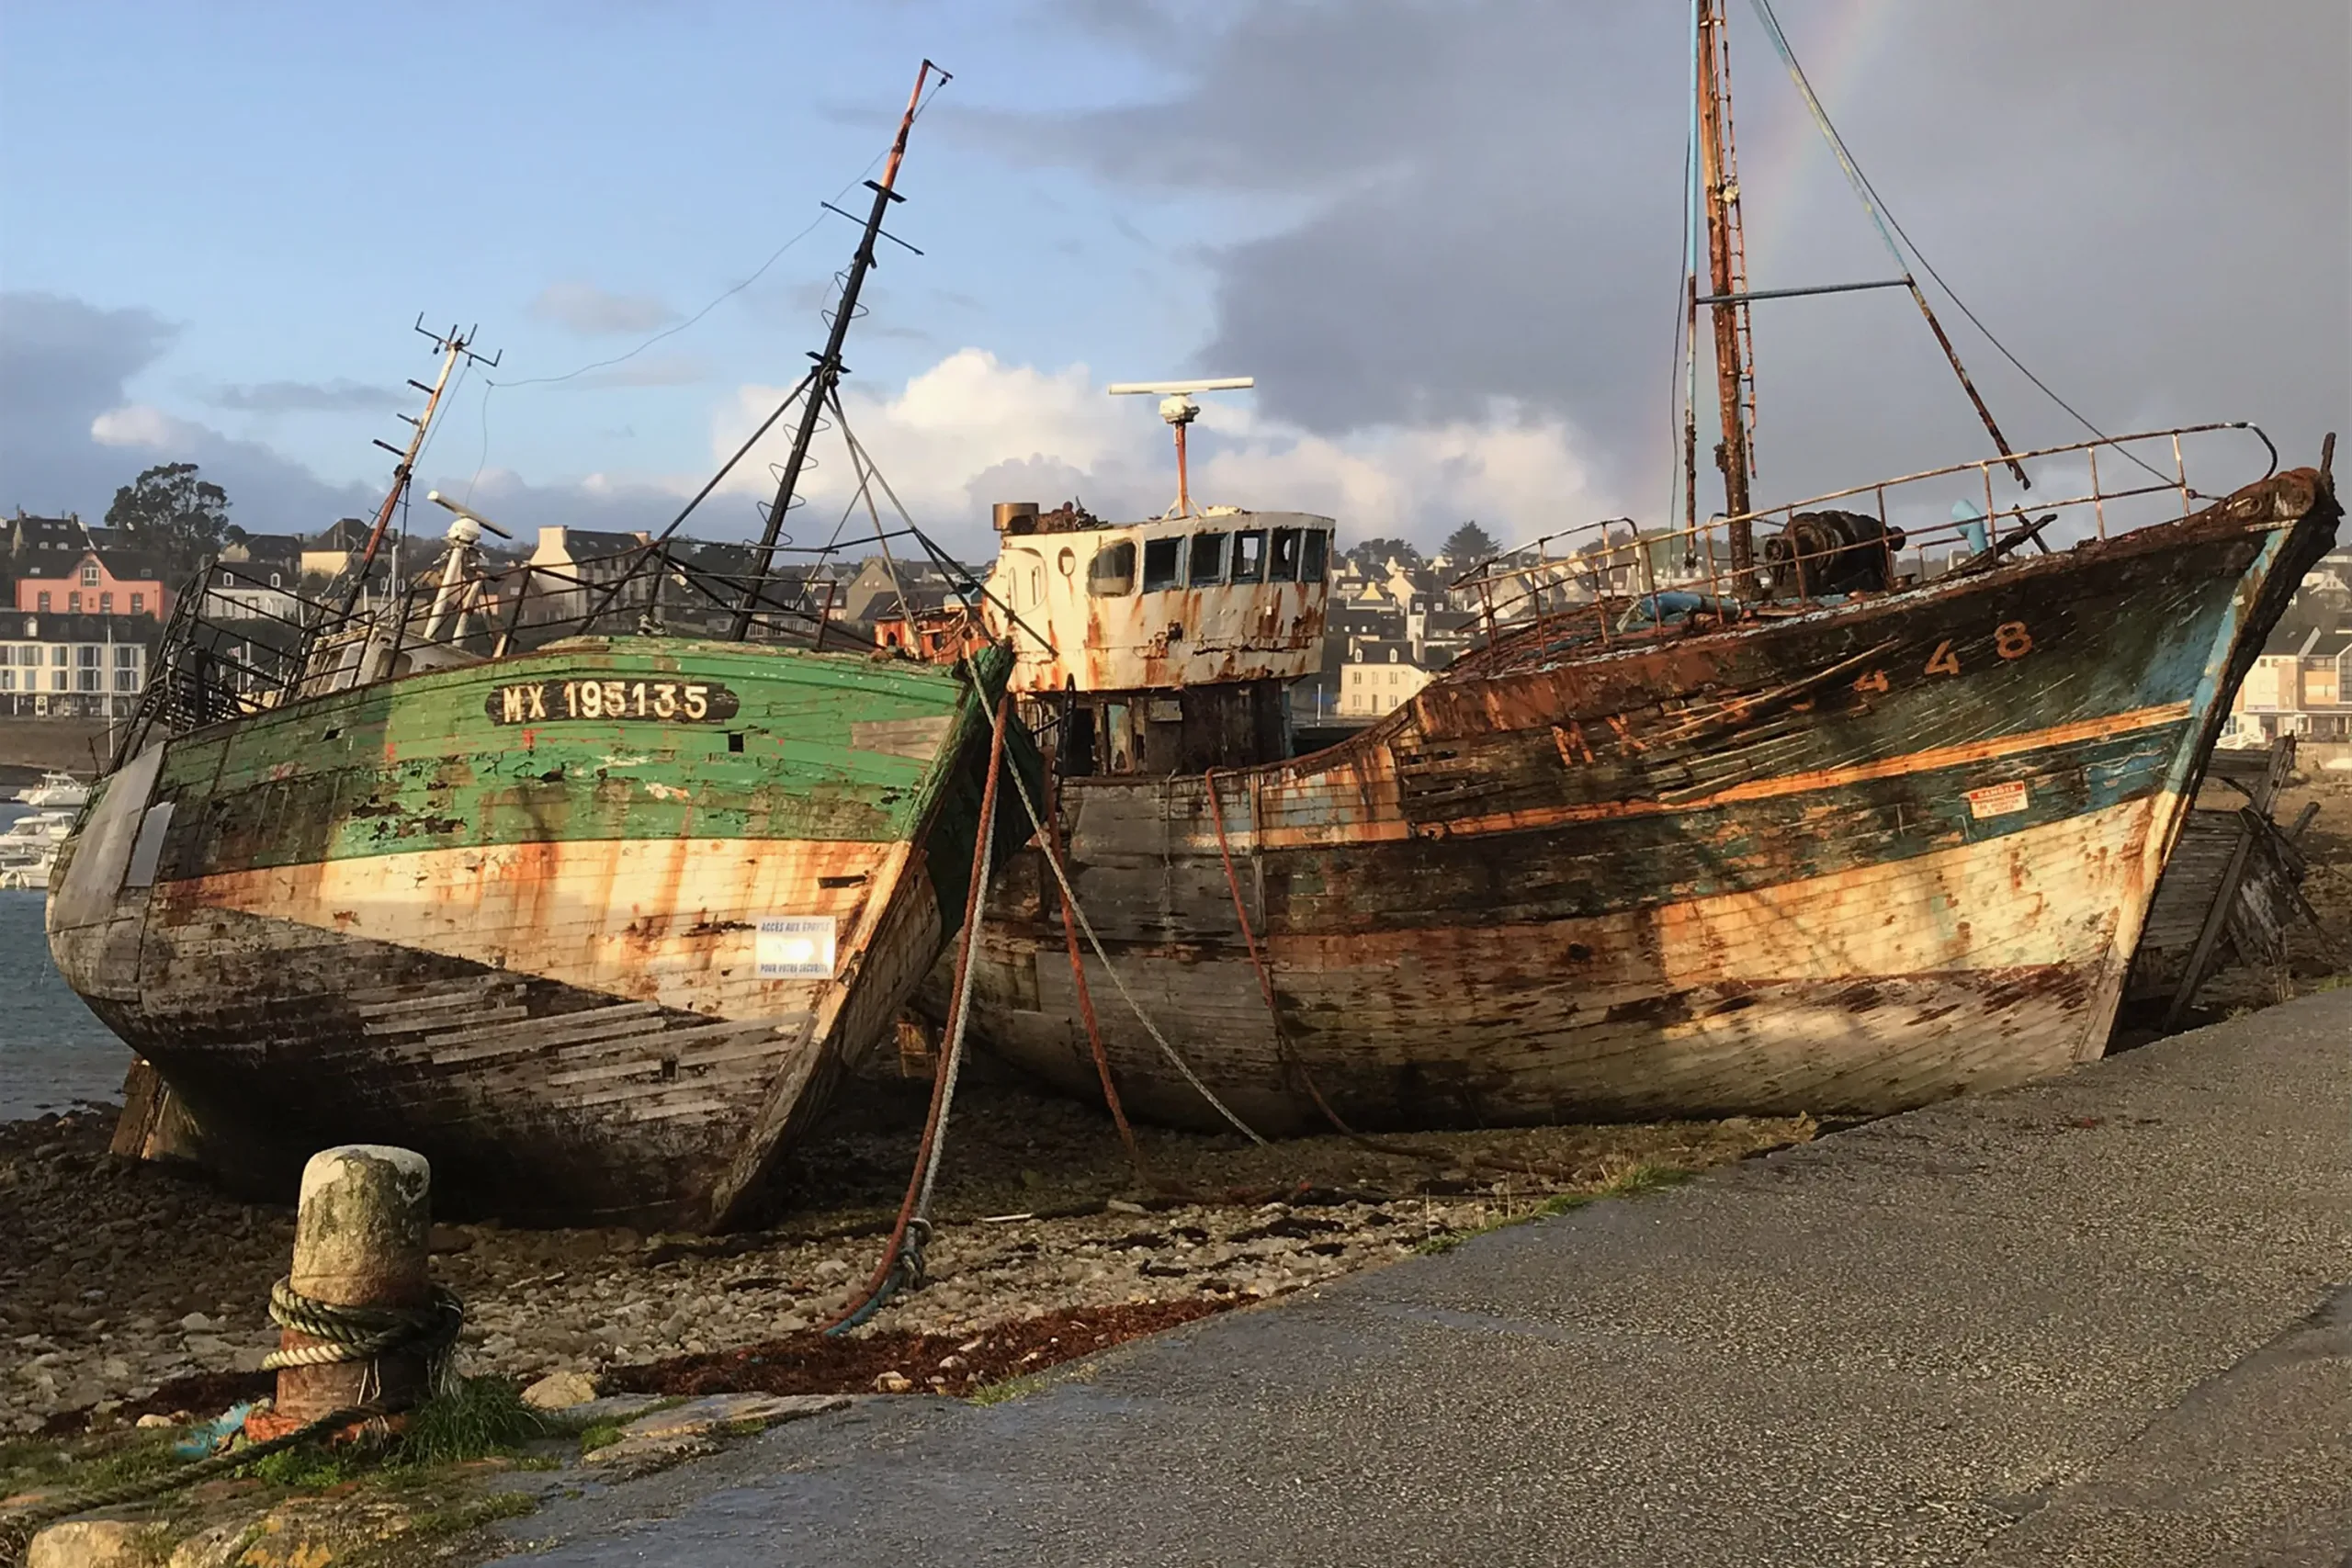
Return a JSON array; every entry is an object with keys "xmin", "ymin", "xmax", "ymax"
[
  {"xmin": 49, "ymin": 637, "xmax": 1026, "ymax": 1229},
  {"xmin": 48, "ymin": 62, "xmax": 1026, "ymax": 1230}
]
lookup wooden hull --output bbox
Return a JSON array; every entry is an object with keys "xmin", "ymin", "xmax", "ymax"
[
  {"xmin": 48, "ymin": 638, "xmax": 1022, "ymax": 1230},
  {"xmin": 957, "ymin": 470, "xmax": 2338, "ymax": 1132}
]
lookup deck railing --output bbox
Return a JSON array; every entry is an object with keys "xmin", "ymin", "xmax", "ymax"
[{"xmin": 1447, "ymin": 423, "xmax": 2278, "ymax": 669}]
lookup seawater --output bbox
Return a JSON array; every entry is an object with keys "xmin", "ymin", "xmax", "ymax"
[{"xmin": 0, "ymin": 803, "xmax": 133, "ymax": 1119}]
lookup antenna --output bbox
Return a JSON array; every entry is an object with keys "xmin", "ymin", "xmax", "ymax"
[
  {"xmin": 334, "ymin": 320, "xmax": 502, "ymax": 623},
  {"xmin": 424, "ymin": 490, "xmax": 514, "ymax": 540},
  {"xmin": 1109, "ymin": 378, "xmax": 1255, "ymax": 518}
]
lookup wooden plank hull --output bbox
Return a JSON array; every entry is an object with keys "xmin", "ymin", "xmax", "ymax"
[
  {"xmin": 47, "ymin": 638, "xmax": 1020, "ymax": 1230},
  {"xmin": 958, "ymin": 470, "xmax": 2339, "ymax": 1132}
]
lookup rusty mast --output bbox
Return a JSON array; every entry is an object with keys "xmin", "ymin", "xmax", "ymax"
[
  {"xmin": 730, "ymin": 60, "xmax": 948, "ymax": 639},
  {"xmin": 1696, "ymin": 0, "xmax": 1758, "ymax": 570}
]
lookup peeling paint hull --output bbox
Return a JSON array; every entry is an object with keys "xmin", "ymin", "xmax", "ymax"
[
  {"xmin": 47, "ymin": 638, "xmax": 1023, "ymax": 1230},
  {"xmin": 957, "ymin": 471, "xmax": 2339, "ymax": 1131}
]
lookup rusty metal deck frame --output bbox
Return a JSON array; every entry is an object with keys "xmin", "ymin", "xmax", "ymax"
[{"xmin": 1450, "ymin": 423, "xmax": 2277, "ymax": 659}]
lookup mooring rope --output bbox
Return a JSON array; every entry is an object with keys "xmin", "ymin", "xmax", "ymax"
[
  {"xmin": 262, "ymin": 1279, "xmax": 465, "ymax": 1375},
  {"xmin": 822, "ymin": 687, "xmax": 1013, "ymax": 1336},
  {"xmin": 1199, "ymin": 768, "xmax": 1600, "ymax": 1187},
  {"xmin": 1003, "ymin": 760, "xmax": 1267, "ymax": 1146},
  {"xmin": 1039, "ymin": 764, "xmax": 1148, "ymax": 1179},
  {"xmin": 0, "ymin": 1399, "xmax": 402, "ymax": 1566}
]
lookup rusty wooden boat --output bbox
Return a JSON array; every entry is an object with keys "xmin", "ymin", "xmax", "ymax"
[
  {"xmin": 42, "ymin": 62, "xmax": 1036, "ymax": 1230},
  {"xmin": 943, "ymin": 442, "xmax": 2335, "ymax": 1134},
  {"xmin": 921, "ymin": 4, "xmax": 2342, "ymax": 1134}
]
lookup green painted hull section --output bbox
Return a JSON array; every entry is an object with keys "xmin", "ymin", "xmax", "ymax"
[{"xmin": 134, "ymin": 638, "xmax": 1014, "ymax": 879}]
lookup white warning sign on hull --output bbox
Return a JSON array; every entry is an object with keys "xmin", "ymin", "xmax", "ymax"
[
  {"xmin": 1964, "ymin": 781, "xmax": 2030, "ymax": 820},
  {"xmin": 756, "ymin": 916, "xmax": 839, "ymax": 978}
]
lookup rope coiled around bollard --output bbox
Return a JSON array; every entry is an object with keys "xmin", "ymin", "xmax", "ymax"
[{"xmin": 261, "ymin": 1279, "xmax": 466, "ymax": 1372}]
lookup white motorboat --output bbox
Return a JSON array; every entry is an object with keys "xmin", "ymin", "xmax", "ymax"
[
  {"xmin": 0, "ymin": 809, "xmax": 74, "ymax": 862},
  {"xmin": 0, "ymin": 846, "xmax": 56, "ymax": 891},
  {"xmin": 14, "ymin": 771, "xmax": 90, "ymax": 809}
]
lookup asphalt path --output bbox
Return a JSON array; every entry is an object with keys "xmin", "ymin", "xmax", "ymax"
[{"xmin": 496, "ymin": 990, "xmax": 2352, "ymax": 1566}]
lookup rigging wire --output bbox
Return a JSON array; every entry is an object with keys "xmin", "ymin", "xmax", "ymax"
[
  {"xmin": 1746, "ymin": 0, "xmax": 2169, "ymax": 486},
  {"xmin": 461, "ymin": 73, "xmax": 954, "ymax": 503}
]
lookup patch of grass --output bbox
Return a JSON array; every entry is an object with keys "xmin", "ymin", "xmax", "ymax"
[
  {"xmin": 965, "ymin": 1373, "xmax": 1046, "ymax": 1407},
  {"xmin": 391, "ymin": 1379, "xmax": 547, "ymax": 1469},
  {"xmin": 243, "ymin": 1445, "xmax": 360, "ymax": 1489},
  {"xmin": 1598, "ymin": 1161, "xmax": 1695, "ymax": 1198},
  {"xmin": 30, "ymin": 1430, "xmax": 186, "ymax": 1494},
  {"xmin": 574, "ymin": 1421, "xmax": 626, "ymax": 1456},
  {"xmin": 400, "ymin": 1488, "xmax": 539, "ymax": 1539},
  {"xmin": 1413, "ymin": 1162, "xmax": 1697, "ymax": 1255}
]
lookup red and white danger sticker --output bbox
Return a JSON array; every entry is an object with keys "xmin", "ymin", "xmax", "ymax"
[{"xmin": 1965, "ymin": 781, "xmax": 2030, "ymax": 819}]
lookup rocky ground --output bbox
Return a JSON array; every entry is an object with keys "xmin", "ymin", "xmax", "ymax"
[{"xmin": 0, "ymin": 1068, "xmax": 1815, "ymax": 1435}]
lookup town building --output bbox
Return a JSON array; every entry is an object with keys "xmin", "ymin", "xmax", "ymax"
[
  {"xmin": 1338, "ymin": 636, "xmax": 1449, "ymax": 719},
  {"xmin": 0, "ymin": 612, "xmax": 159, "ymax": 718},
  {"xmin": 209, "ymin": 535, "xmax": 307, "ymax": 623},
  {"xmin": 2233, "ymin": 617, "xmax": 2352, "ymax": 743},
  {"xmin": 523, "ymin": 525, "xmax": 657, "ymax": 626},
  {"xmin": 12, "ymin": 545, "xmax": 171, "ymax": 621},
  {"xmin": 838, "ymin": 557, "xmax": 974, "ymax": 625}
]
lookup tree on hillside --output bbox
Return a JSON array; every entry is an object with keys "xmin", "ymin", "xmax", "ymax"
[
  {"xmin": 1439, "ymin": 522, "xmax": 1496, "ymax": 564},
  {"xmin": 1441, "ymin": 522, "xmax": 1500, "ymax": 563},
  {"xmin": 1345, "ymin": 536, "xmax": 1425, "ymax": 574},
  {"xmin": 105, "ymin": 462, "xmax": 232, "ymax": 575}
]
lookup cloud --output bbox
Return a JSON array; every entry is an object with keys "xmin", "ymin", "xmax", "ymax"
[
  {"xmin": 0, "ymin": 292, "xmax": 181, "ymax": 516},
  {"xmin": 1, "ymin": 288, "xmax": 698, "ymax": 542},
  {"xmin": 419, "ymin": 466, "xmax": 692, "ymax": 539},
  {"xmin": 709, "ymin": 348, "xmax": 1611, "ymax": 558},
  {"xmin": 90, "ymin": 402, "xmax": 209, "ymax": 450},
  {"xmin": 528, "ymin": 282, "xmax": 682, "ymax": 337},
  {"xmin": 204, "ymin": 378, "xmax": 404, "ymax": 414},
  {"xmin": 985, "ymin": 0, "xmax": 2349, "ymax": 510}
]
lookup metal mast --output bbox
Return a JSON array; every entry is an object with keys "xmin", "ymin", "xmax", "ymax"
[
  {"xmin": 1695, "ymin": 0, "xmax": 1758, "ymax": 583},
  {"xmin": 337, "ymin": 320, "xmax": 497, "ymax": 623},
  {"xmin": 730, "ymin": 60, "xmax": 946, "ymax": 639}
]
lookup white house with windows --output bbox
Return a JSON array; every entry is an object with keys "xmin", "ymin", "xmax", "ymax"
[
  {"xmin": 0, "ymin": 612, "xmax": 158, "ymax": 718},
  {"xmin": 209, "ymin": 535, "xmax": 307, "ymax": 622},
  {"xmin": 1338, "ymin": 636, "xmax": 1442, "ymax": 718}
]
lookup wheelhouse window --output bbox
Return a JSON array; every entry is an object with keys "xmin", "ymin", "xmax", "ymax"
[
  {"xmin": 1270, "ymin": 527, "xmax": 1303, "ymax": 582},
  {"xmin": 1087, "ymin": 541, "xmax": 1136, "ymax": 597},
  {"xmin": 1303, "ymin": 529, "xmax": 1329, "ymax": 583},
  {"xmin": 1231, "ymin": 530, "xmax": 1267, "ymax": 583},
  {"xmin": 1142, "ymin": 536, "xmax": 1184, "ymax": 592},
  {"xmin": 1188, "ymin": 532, "xmax": 1227, "ymax": 586}
]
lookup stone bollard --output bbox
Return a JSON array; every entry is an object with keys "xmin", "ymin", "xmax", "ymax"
[{"xmin": 254, "ymin": 1145, "xmax": 435, "ymax": 1438}]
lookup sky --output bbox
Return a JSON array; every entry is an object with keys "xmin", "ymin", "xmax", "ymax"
[{"xmin": 3, "ymin": 0, "xmax": 2346, "ymax": 564}]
